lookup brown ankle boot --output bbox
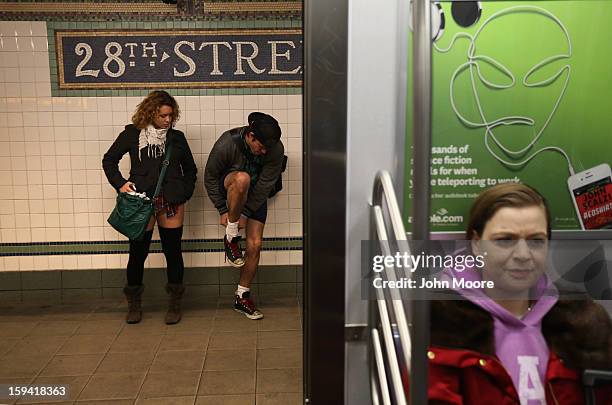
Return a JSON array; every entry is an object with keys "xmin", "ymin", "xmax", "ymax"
[
  {"xmin": 123, "ymin": 285, "xmax": 144, "ymax": 324},
  {"xmin": 165, "ymin": 283, "xmax": 185, "ymax": 325}
]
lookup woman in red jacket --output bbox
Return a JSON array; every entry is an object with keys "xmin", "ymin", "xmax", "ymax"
[{"xmin": 429, "ymin": 183, "xmax": 611, "ymax": 404}]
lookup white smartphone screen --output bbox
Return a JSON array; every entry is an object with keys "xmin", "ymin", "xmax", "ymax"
[{"xmin": 572, "ymin": 176, "xmax": 612, "ymax": 229}]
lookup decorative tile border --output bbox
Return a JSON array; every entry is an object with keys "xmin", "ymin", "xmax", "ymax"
[
  {"xmin": 204, "ymin": 2, "xmax": 301, "ymax": 13},
  {"xmin": 0, "ymin": 237, "xmax": 303, "ymax": 256},
  {"xmin": 0, "ymin": 2, "xmax": 177, "ymax": 14},
  {"xmin": 0, "ymin": 0, "xmax": 302, "ymax": 20},
  {"xmin": 1, "ymin": 0, "xmax": 162, "ymax": 3}
]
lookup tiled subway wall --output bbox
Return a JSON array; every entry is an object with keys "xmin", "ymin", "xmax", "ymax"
[
  {"xmin": 0, "ymin": 20, "xmax": 303, "ymax": 271},
  {"xmin": 0, "ymin": 265, "xmax": 303, "ymax": 303}
]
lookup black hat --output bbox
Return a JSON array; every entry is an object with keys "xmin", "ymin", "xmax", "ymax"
[{"xmin": 248, "ymin": 112, "xmax": 281, "ymax": 148}]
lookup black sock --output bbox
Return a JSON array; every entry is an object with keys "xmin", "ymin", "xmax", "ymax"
[
  {"xmin": 159, "ymin": 226, "xmax": 184, "ymax": 284},
  {"xmin": 126, "ymin": 230, "xmax": 154, "ymax": 286}
]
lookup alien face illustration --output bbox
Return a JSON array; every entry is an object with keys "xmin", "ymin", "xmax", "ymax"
[{"xmin": 439, "ymin": 5, "xmax": 572, "ymax": 169}]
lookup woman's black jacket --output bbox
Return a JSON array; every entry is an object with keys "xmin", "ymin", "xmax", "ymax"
[{"xmin": 102, "ymin": 124, "xmax": 197, "ymax": 204}]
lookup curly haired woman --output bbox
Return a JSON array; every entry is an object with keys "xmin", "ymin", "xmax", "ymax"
[{"xmin": 103, "ymin": 91, "xmax": 197, "ymax": 325}]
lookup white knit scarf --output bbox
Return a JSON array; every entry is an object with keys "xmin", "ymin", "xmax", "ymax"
[{"xmin": 138, "ymin": 124, "xmax": 168, "ymax": 160}]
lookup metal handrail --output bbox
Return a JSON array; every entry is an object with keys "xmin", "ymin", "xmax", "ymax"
[
  {"xmin": 372, "ymin": 207, "xmax": 407, "ymax": 405},
  {"xmin": 372, "ymin": 171, "xmax": 408, "ymax": 243},
  {"xmin": 373, "ymin": 206, "xmax": 412, "ymax": 370},
  {"xmin": 372, "ymin": 171, "xmax": 412, "ymax": 370},
  {"xmin": 371, "ymin": 328, "xmax": 391, "ymax": 405},
  {"xmin": 369, "ymin": 170, "xmax": 413, "ymax": 404}
]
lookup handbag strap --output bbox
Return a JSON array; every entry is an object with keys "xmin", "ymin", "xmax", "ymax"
[{"xmin": 152, "ymin": 138, "xmax": 174, "ymax": 199}]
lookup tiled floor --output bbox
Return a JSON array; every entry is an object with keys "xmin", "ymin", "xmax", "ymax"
[{"xmin": 0, "ymin": 294, "xmax": 303, "ymax": 405}]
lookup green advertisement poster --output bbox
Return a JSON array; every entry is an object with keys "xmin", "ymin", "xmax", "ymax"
[{"xmin": 405, "ymin": 1, "xmax": 612, "ymax": 232}]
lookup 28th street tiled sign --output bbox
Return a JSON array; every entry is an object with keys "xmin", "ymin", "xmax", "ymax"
[{"xmin": 56, "ymin": 29, "xmax": 303, "ymax": 89}]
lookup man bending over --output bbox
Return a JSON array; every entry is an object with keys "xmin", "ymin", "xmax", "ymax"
[{"xmin": 204, "ymin": 112, "xmax": 284, "ymax": 319}]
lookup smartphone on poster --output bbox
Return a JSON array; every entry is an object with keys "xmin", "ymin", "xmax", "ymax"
[{"xmin": 567, "ymin": 163, "xmax": 612, "ymax": 230}]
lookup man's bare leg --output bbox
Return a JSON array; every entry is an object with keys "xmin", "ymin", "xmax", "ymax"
[
  {"xmin": 240, "ymin": 218, "xmax": 264, "ymax": 288},
  {"xmin": 223, "ymin": 171, "xmax": 249, "ymax": 223},
  {"xmin": 234, "ymin": 218, "xmax": 265, "ymax": 320},
  {"xmin": 222, "ymin": 172, "xmax": 250, "ymax": 267}
]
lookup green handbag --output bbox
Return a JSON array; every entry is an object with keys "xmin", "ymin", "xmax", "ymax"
[{"xmin": 107, "ymin": 142, "xmax": 173, "ymax": 241}]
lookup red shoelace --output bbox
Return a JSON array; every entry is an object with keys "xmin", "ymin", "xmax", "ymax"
[{"xmin": 237, "ymin": 297, "xmax": 256, "ymax": 312}]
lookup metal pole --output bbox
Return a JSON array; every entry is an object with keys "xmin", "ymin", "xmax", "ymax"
[
  {"xmin": 304, "ymin": 0, "xmax": 348, "ymax": 403},
  {"xmin": 410, "ymin": 0, "xmax": 432, "ymax": 404}
]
